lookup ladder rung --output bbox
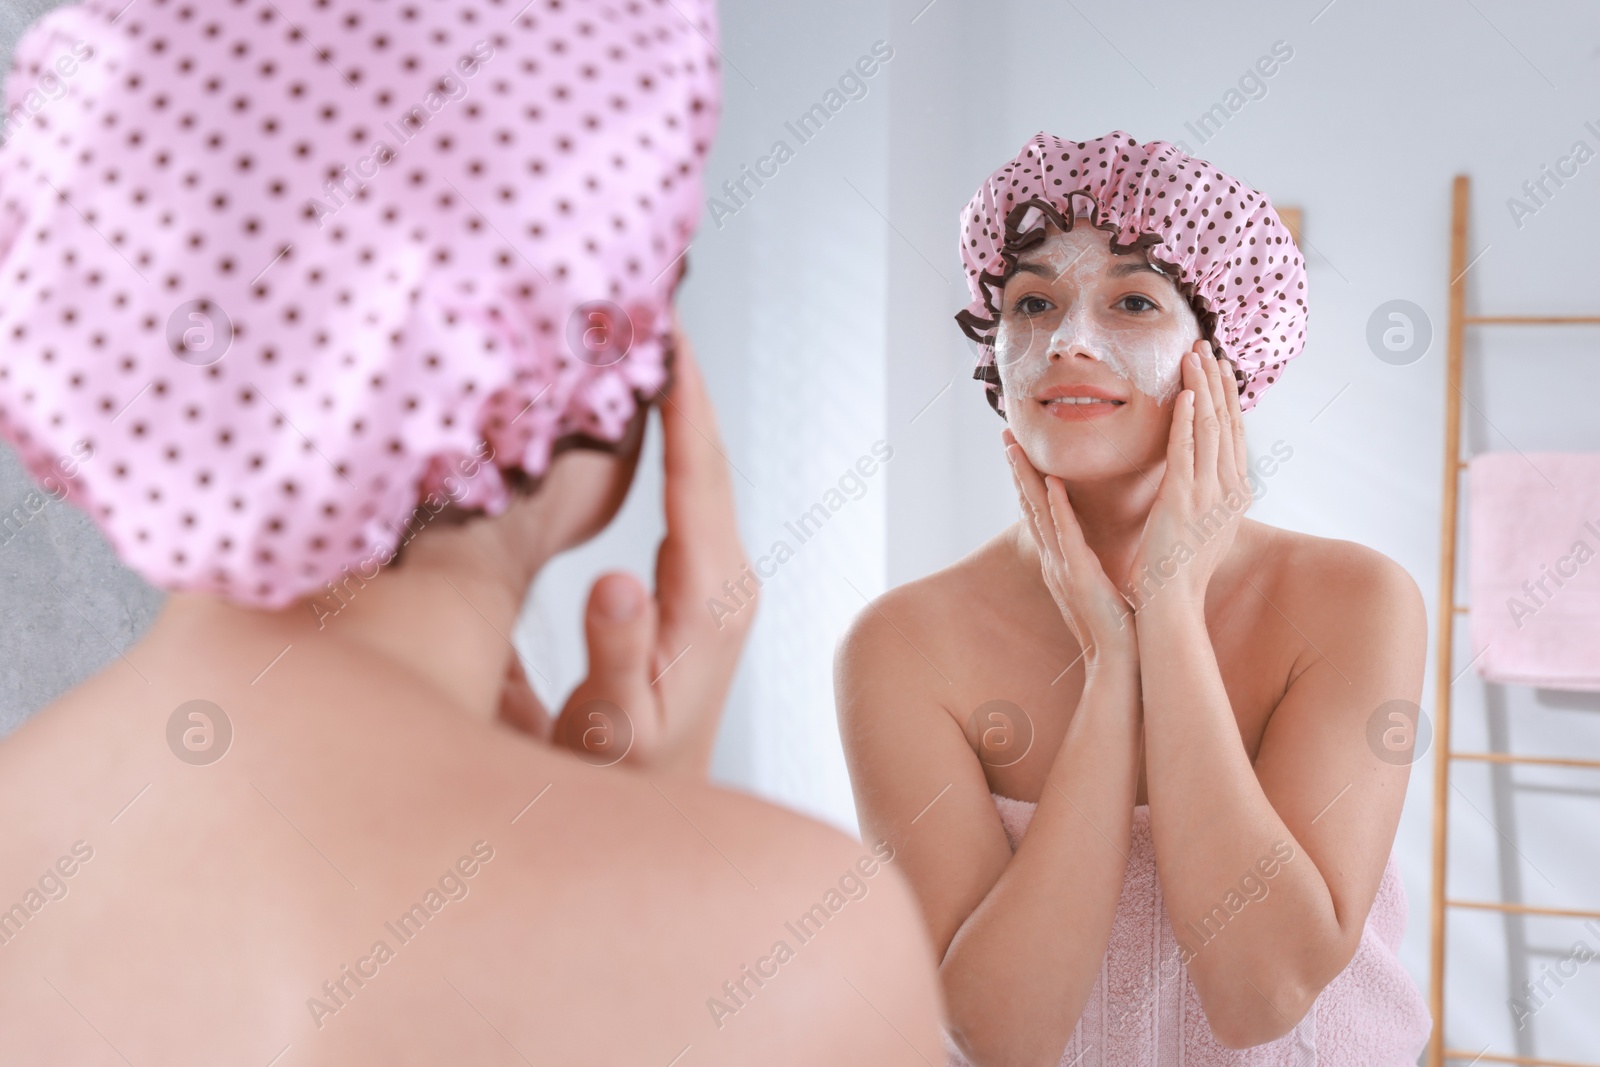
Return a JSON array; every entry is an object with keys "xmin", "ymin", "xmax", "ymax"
[
  {"xmin": 1452, "ymin": 605, "xmax": 1469, "ymax": 614},
  {"xmin": 1463, "ymin": 315, "xmax": 1600, "ymax": 325},
  {"xmin": 1446, "ymin": 1049, "xmax": 1600, "ymax": 1067},
  {"xmin": 1448, "ymin": 898, "xmax": 1600, "ymax": 922},
  {"xmin": 1451, "ymin": 751, "xmax": 1600, "ymax": 770}
]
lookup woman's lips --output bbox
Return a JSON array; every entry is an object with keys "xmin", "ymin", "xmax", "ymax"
[
  {"xmin": 1038, "ymin": 396, "xmax": 1125, "ymax": 421},
  {"xmin": 1030, "ymin": 382, "xmax": 1128, "ymax": 421}
]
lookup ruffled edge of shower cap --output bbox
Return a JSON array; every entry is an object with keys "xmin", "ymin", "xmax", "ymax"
[
  {"xmin": 954, "ymin": 130, "xmax": 1308, "ymax": 416},
  {"xmin": 403, "ymin": 257, "xmax": 687, "ymax": 524}
]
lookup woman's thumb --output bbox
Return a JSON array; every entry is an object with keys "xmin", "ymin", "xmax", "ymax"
[
  {"xmin": 556, "ymin": 572, "xmax": 660, "ymax": 765},
  {"xmin": 581, "ymin": 571, "xmax": 657, "ymax": 691}
]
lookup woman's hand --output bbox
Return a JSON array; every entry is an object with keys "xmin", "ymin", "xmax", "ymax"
[
  {"xmin": 1122, "ymin": 339, "xmax": 1250, "ymax": 614},
  {"xmin": 1005, "ymin": 428, "xmax": 1137, "ymax": 667},
  {"xmin": 498, "ymin": 325, "xmax": 756, "ymax": 777}
]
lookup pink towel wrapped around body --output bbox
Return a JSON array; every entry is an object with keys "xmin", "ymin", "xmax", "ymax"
[
  {"xmin": 1469, "ymin": 453, "xmax": 1600, "ymax": 691},
  {"xmin": 940, "ymin": 795, "xmax": 1431, "ymax": 1066}
]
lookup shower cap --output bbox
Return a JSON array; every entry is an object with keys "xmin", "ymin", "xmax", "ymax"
[
  {"xmin": 0, "ymin": 0, "xmax": 719, "ymax": 609},
  {"xmin": 956, "ymin": 130, "xmax": 1307, "ymax": 415}
]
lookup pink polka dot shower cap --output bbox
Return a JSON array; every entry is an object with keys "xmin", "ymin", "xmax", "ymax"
[
  {"xmin": 956, "ymin": 130, "xmax": 1307, "ymax": 415},
  {"xmin": 0, "ymin": 0, "xmax": 719, "ymax": 608}
]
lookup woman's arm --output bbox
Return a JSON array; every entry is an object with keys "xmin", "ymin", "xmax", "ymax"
[
  {"xmin": 838, "ymin": 440, "xmax": 1146, "ymax": 1066},
  {"xmin": 836, "ymin": 605, "xmax": 1142, "ymax": 1067},
  {"xmin": 1132, "ymin": 346, "xmax": 1424, "ymax": 1048},
  {"xmin": 1139, "ymin": 548, "xmax": 1423, "ymax": 1047},
  {"xmin": 941, "ymin": 653, "xmax": 1145, "ymax": 1064}
]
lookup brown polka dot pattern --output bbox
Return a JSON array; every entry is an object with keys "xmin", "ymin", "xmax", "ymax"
[
  {"xmin": 955, "ymin": 130, "xmax": 1308, "ymax": 417},
  {"xmin": 0, "ymin": 0, "xmax": 720, "ymax": 608}
]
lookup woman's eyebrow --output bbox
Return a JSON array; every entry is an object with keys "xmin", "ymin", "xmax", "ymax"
[
  {"xmin": 1011, "ymin": 260, "xmax": 1056, "ymax": 279},
  {"xmin": 1107, "ymin": 259, "xmax": 1168, "ymax": 278},
  {"xmin": 1010, "ymin": 257, "xmax": 1168, "ymax": 282}
]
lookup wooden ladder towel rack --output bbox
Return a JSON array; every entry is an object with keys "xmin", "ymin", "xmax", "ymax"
[{"xmin": 1429, "ymin": 174, "xmax": 1600, "ymax": 1067}]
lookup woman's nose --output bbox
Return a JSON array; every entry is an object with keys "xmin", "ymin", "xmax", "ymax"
[{"xmin": 1047, "ymin": 316, "xmax": 1100, "ymax": 362}]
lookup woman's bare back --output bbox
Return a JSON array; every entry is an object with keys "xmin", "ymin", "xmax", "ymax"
[{"xmin": 0, "ymin": 612, "xmax": 941, "ymax": 1066}]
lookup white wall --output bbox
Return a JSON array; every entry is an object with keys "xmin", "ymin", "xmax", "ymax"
[{"xmin": 530, "ymin": 0, "xmax": 1600, "ymax": 1060}]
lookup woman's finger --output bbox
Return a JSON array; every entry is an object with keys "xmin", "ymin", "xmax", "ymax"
[
  {"xmin": 1049, "ymin": 475, "xmax": 1135, "ymax": 634},
  {"xmin": 660, "ymin": 326, "xmax": 739, "ymax": 547},
  {"xmin": 1005, "ymin": 436, "xmax": 1065, "ymax": 574},
  {"xmin": 1198, "ymin": 342, "xmax": 1231, "ymax": 487},
  {"xmin": 1168, "ymin": 382, "xmax": 1197, "ymax": 489},
  {"xmin": 1202, "ymin": 340, "xmax": 1229, "ymax": 424},
  {"xmin": 580, "ymin": 573, "xmax": 659, "ymax": 703},
  {"xmin": 1187, "ymin": 342, "xmax": 1219, "ymax": 488},
  {"xmin": 1006, "ymin": 444, "xmax": 1055, "ymax": 568},
  {"xmin": 655, "ymin": 326, "xmax": 747, "ymax": 643},
  {"xmin": 555, "ymin": 572, "xmax": 662, "ymax": 760},
  {"xmin": 1221, "ymin": 353, "xmax": 1249, "ymax": 487},
  {"xmin": 1044, "ymin": 475, "xmax": 1102, "ymax": 590},
  {"xmin": 1005, "ymin": 443, "xmax": 1042, "ymax": 540},
  {"xmin": 1208, "ymin": 352, "xmax": 1250, "ymax": 513}
]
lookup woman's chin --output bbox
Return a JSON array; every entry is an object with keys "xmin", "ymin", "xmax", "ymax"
[
  {"xmin": 1012, "ymin": 425, "xmax": 1154, "ymax": 483},
  {"xmin": 1015, "ymin": 446, "xmax": 1119, "ymax": 483}
]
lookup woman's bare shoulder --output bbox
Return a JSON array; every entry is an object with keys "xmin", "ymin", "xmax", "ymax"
[
  {"xmin": 836, "ymin": 528, "xmax": 1018, "ymax": 667},
  {"xmin": 1247, "ymin": 521, "xmax": 1427, "ymax": 649},
  {"xmin": 385, "ymin": 750, "xmax": 944, "ymax": 1063},
  {"xmin": 1255, "ymin": 522, "xmax": 1421, "ymax": 604}
]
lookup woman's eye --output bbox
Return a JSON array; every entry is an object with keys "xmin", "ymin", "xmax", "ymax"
[
  {"xmin": 1119, "ymin": 294, "xmax": 1158, "ymax": 313},
  {"xmin": 1014, "ymin": 295, "xmax": 1051, "ymax": 315}
]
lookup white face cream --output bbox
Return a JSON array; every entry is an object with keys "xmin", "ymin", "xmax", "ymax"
[{"xmin": 993, "ymin": 223, "xmax": 1200, "ymax": 407}]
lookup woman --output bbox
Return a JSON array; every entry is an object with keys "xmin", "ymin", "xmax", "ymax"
[
  {"xmin": 0, "ymin": 2, "xmax": 940, "ymax": 1063},
  {"xmin": 837, "ymin": 131, "xmax": 1431, "ymax": 1064}
]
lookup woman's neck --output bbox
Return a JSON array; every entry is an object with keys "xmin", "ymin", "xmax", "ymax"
[
  {"xmin": 1014, "ymin": 467, "xmax": 1163, "ymax": 593},
  {"xmin": 147, "ymin": 517, "xmax": 553, "ymax": 728}
]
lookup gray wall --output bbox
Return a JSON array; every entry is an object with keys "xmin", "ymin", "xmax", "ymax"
[{"xmin": 0, "ymin": 0, "xmax": 65, "ymax": 65}]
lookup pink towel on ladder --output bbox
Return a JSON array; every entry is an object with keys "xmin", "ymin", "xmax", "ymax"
[
  {"xmin": 940, "ymin": 796, "xmax": 1431, "ymax": 1066},
  {"xmin": 1469, "ymin": 453, "xmax": 1600, "ymax": 691}
]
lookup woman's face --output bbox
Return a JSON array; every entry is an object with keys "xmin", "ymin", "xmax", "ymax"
[{"xmin": 993, "ymin": 223, "xmax": 1202, "ymax": 480}]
